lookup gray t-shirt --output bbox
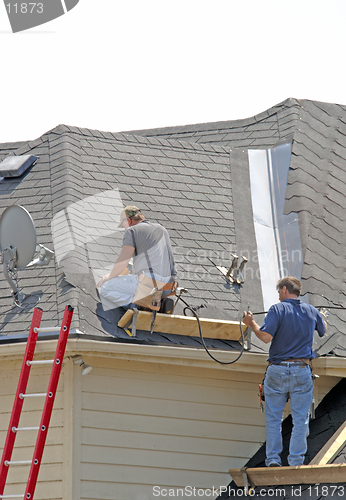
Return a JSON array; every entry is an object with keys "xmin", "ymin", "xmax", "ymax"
[{"xmin": 122, "ymin": 220, "xmax": 176, "ymax": 279}]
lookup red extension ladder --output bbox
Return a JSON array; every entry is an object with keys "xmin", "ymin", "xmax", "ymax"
[{"xmin": 0, "ymin": 305, "xmax": 74, "ymax": 499}]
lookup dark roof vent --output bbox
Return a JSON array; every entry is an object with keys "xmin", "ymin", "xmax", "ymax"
[{"xmin": 0, "ymin": 155, "xmax": 37, "ymax": 178}]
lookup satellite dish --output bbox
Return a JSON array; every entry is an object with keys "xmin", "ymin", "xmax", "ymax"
[
  {"xmin": 0, "ymin": 205, "xmax": 54, "ymax": 305},
  {"xmin": 0, "ymin": 205, "xmax": 37, "ymax": 268}
]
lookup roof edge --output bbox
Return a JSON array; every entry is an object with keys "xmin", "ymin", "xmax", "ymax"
[
  {"xmin": 0, "ymin": 337, "xmax": 269, "ymax": 371},
  {"xmin": 1, "ymin": 337, "xmax": 345, "ymax": 374},
  {"xmin": 123, "ymin": 98, "xmax": 302, "ymax": 136}
]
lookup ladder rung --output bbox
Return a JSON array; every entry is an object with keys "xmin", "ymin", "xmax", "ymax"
[
  {"xmin": 26, "ymin": 360, "xmax": 54, "ymax": 366},
  {"xmin": 0, "ymin": 495, "xmax": 25, "ymax": 498},
  {"xmin": 0, "ymin": 305, "xmax": 74, "ymax": 498},
  {"xmin": 12, "ymin": 427, "xmax": 39, "ymax": 432},
  {"xmin": 19, "ymin": 393, "xmax": 47, "ymax": 399},
  {"xmin": 34, "ymin": 327, "xmax": 61, "ymax": 333},
  {"xmin": 4, "ymin": 460, "xmax": 31, "ymax": 466}
]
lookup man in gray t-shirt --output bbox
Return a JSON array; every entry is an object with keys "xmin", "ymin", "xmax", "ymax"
[{"xmin": 97, "ymin": 206, "xmax": 176, "ymax": 310}]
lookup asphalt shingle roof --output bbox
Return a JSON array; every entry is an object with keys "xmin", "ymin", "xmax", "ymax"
[
  {"xmin": 134, "ymin": 97, "xmax": 346, "ymax": 358},
  {"xmin": 1, "ymin": 97, "xmax": 346, "ymax": 360},
  {"xmin": 127, "ymin": 98, "xmax": 301, "ymax": 148},
  {"xmin": 0, "ymin": 125, "xmax": 244, "ymax": 352}
]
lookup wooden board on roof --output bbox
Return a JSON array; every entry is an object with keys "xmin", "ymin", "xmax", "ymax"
[
  {"xmin": 310, "ymin": 421, "xmax": 346, "ymax": 465},
  {"xmin": 229, "ymin": 463, "xmax": 346, "ymax": 487},
  {"xmin": 118, "ymin": 310, "xmax": 246, "ymax": 340}
]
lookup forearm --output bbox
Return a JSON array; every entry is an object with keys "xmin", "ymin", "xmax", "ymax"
[
  {"xmin": 249, "ymin": 320, "xmax": 272, "ymax": 344},
  {"xmin": 108, "ymin": 259, "xmax": 128, "ymax": 279},
  {"xmin": 97, "ymin": 245, "xmax": 134, "ymax": 288}
]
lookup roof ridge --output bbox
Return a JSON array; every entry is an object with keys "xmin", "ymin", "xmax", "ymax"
[
  {"xmin": 0, "ymin": 136, "xmax": 46, "ymax": 158},
  {"xmin": 121, "ymin": 131, "xmax": 231, "ymax": 154},
  {"xmin": 7, "ymin": 97, "xmax": 302, "ymax": 152},
  {"xmin": 47, "ymin": 130, "xmax": 86, "ymax": 216},
  {"xmin": 123, "ymin": 98, "xmax": 302, "ymax": 136},
  {"xmin": 46, "ymin": 130, "xmax": 87, "ymax": 329},
  {"xmin": 41, "ymin": 124, "xmax": 231, "ymax": 155}
]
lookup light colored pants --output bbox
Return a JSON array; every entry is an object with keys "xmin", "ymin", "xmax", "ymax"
[
  {"xmin": 99, "ymin": 272, "xmax": 172, "ymax": 311},
  {"xmin": 264, "ymin": 362, "xmax": 313, "ymax": 466}
]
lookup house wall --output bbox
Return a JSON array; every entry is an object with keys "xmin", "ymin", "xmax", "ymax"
[
  {"xmin": 0, "ymin": 346, "xmax": 341, "ymax": 500},
  {"xmin": 78, "ymin": 355, "xmax": 267, "ymax": 500},
  {"xmin": 77, "ymin": 355, "xmax": 341, "ymax": 500}
]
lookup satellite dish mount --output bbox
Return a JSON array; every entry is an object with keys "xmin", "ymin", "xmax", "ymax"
[{"xmin": 0, "ymin": 205, "xmax": 54, "ymax": 306}]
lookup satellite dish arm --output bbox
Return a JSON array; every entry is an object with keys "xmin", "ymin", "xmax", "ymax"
[
  {"xmin": 2, "ymin": 246, "xmax": 23, "ymax": 300},
  {"xmin": 26, "ymin": 244, "xmax": 54, "ymax": 268}
]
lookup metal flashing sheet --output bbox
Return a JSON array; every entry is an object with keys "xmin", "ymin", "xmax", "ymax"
[{"xmin": 248, "ymin": 143, "xmax": 303, "ymax": 309}]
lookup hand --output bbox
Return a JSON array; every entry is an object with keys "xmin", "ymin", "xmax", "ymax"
[
  {"xmin": 319, "ymin": 308, "xmax": 329, "ymax": 321},
  {"xmin": 242, "ymin": 310, "xmax": 254, "ymax": 326},
  {"xmin": 97, "ymin": 274, "xmax": 110, "ymax": 288}
]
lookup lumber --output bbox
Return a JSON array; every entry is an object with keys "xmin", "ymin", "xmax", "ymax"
[
  {"xmin": 118, "ymin": 310, "xmax": 245, "ymax": 340},
  {"xmin": 229, "ymin": 463, "xmax": 346, "ymax": 487},
  {"xmin": 309, "ymin": 421, "xmax": 346, "ymax": 465}
]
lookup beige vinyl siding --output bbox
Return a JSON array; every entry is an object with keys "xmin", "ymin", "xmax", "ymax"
[
  {"xmin": 79, "ymin": 356, "xmax": 267, "ymax": 500},
  {"xmin": 0, "ymin": 342, "xmax": 342, "ymax": 500},
  {"xmin": 0, "ymin": 358, "xmax": 66, "ymax": 500}
]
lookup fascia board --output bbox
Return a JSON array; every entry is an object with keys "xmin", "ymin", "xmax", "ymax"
[
  {"xmin": 0, "ymin": 337, "xmax": 268, "ymax": 372},
  {"xmin": 312, "ymin": 356, "xmax": 346, "ymax": 377},
  {"xmin": 1, "ymin": 338, "xmax": 345, "ymax": 375}
]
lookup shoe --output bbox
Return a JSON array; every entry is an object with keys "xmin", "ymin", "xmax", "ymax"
[
  {"xmin": 268, "ymin": 462, "xmax": 281, "ymax": 467},
  {"xmin": 160, "ymin": 298, "xmax": 174, "ymax": 314}
]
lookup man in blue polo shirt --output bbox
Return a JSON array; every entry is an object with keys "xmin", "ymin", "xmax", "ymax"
[{"xmin": 243, "ymin": 276, "xmax": 327, "ymax": 467}]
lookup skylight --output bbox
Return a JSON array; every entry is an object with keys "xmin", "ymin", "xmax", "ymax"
[
  {"xmin": 0, "ymin": 155, "xmax": 37, "ymax": 178},
  {"xmin": 248, "ymin": 143, "xmax": 303, "ymax": 309}
]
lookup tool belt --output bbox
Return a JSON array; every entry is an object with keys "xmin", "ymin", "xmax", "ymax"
[
  {"xmin": 258, "ymin": 358, "xmax": 314, "ymax": 411},
  {"xmin": 133, "ymin": 273, "xmax": 178, "ymax": 311}
]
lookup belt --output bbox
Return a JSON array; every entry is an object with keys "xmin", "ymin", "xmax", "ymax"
[
  {"xmin": 284, "ymin": 358, "xmax": 310, "ymax": 364},
  {"xmin": 269, "ymin": 358, "xmax": 311, "ymax": 367}
]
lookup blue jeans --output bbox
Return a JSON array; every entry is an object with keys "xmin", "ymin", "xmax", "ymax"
[{"xmin": 264, "ymin": 363, "xmax": 313, "ymax": 466}]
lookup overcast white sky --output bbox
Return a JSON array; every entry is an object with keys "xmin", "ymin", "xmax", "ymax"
[{"xmin": 1, "ymin": 0, "xmax": 346, "ymax": 144}]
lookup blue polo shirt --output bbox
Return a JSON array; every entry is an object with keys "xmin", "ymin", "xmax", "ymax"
[{"xmin": 260, "ymin": 299, "xmax": 326, "ymax": 363}]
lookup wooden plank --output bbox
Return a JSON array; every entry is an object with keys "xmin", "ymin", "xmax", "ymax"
[
  {"xmin": 229, "ymin": 463, "xmax": 346, "ymax": 487},
  {"xmin": 118, "ymin": 310, "xmax": 245, "ymax": 340},
  {"xmin": 310, "ymin": 421, "xmax": 346, "ymax": 465}
]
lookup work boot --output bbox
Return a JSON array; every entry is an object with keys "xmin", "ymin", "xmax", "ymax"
[{"xmin": 160, "ymin": 298, "xmax": 174, "ymax": 314}]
